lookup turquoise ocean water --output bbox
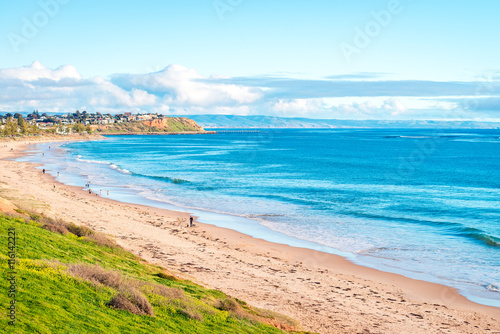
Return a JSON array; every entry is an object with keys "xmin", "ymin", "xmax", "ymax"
[{"xmin": 20, "ymin": 129, "xmax": 500, "ymax": 306}]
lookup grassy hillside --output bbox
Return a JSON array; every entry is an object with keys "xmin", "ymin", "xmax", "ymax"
[
  {"xmin": 96, "ymin": 117, "xmax": 208, "ymax": 134},
  {"xmin": 0, "ymin": 212, "xmax": 308, "ymax": 333}
]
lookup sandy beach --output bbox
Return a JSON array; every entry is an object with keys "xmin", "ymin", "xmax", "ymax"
[{"xmin": 1, "ymin": 137, "xmax": 499, "ymax": 334}]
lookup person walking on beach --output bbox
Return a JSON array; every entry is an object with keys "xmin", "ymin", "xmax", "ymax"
[
  {"xmin": 42, "ymin": 169, "xmax": 45, "ymax": 174},
  {"xmin": 189, "ymin": 216, "xmax": 194, "ymax": 227}
]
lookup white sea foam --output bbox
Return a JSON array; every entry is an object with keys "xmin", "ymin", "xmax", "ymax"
[
  {"xmin": 109, "ymin": 164, "xmax": 132, "ymax": 175},
  {"xmin": 75, "ymin": 156, "xmax": 132, "ymax": 175},
  {"xmin": 486, "ymin": 283, "xmax": 500, "ymax": 292},
  {"xmin": 76, "ymin": 157, "xmax": 111, "ymax": 165}
]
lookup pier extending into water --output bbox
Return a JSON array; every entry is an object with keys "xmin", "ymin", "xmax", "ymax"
[{"xmin": 215, "ymin": 130, "xmax": 261, "ymax": 133}]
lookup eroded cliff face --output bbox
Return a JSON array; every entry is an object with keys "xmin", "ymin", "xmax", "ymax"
[
  {"xmin": 143, "ymin": 117, "xmax": 205, "ymax": 132},
  {"xmin": 95, "ymin": 117, "xmax": 207, "ymax": 133}
]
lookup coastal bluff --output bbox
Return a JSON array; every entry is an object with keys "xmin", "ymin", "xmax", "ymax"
[
  {"xmin": 94, "ymin": 117, "xmax": 216, "ymax": 135},
  {"xmin": 144, "ymin": 117, "xmax": 204, "ymax": 131}
]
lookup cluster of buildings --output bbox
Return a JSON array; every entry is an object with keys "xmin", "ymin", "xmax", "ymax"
[{"xmin": 0, "ymin": 111, "xmax": 162, "ymax": 128}]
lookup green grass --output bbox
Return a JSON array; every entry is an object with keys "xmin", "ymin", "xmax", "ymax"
[
  {"xmin": 97, "ymin": 118, "xmax": 204, "ymax": 134},
  {"xmin": 0, "ymin": 214, "xmax": 306, "ymax": 333}
]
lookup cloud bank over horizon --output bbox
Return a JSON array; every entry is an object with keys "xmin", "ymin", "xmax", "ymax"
[{"xmin": 1, "ymin": 61, "xmax": 499, "ymax": 121}]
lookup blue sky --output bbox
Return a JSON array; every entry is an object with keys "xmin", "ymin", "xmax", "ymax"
[{"xmin": 0, "ymin": 0, "xmax": 499, "ymax": 119}]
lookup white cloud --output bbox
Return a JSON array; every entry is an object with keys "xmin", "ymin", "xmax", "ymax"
[
  {"xmin": 322, "ymin": 98, "xmax": 411, "ymax": 119},
  {"xmin": 0, "ymin": 61, "xmax": 81, "ymax": 82},
  {"xmin": 113, "ymin": 64, "xmax": 263, "ymax": 107},
  {"xmin": 270, "ymin": 98, "xmax": 325, "ymax": 116},
  {"xmin": 266, "ymin": 97, "xmax": 410, "ymax": 119},
  {"xmin": 178, "ymin": 105, "xmax": 252, "ymax": 116},
  {"xmin": 0, "ymin": 62, "xmax": 159, "ymax": 113},
  {"xmin": 382, "ymin": 98, "xmax": 409, "ymax": 116},
  {"xmin": 0, "ymin": 62, "xmax": 265, "ymax": 114},
  {"xmin": 0, "ymin": 61, "xmax": 498, "ymax": 120},
  {"xmin": 87, "ymin": 77, "xmax": 157, "ymax": 108}
]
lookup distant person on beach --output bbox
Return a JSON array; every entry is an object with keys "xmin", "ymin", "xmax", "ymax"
[
  {"xmin": 42, "ymin": 169, "xmax": 45, "ymax": 174},
  {"xmin": 57, "ymin": 172, "xmax": 60, "ymax": 177},
  {"xmin": 189, "ymin": 216, "xmax": 194, "ymax": 227}
]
